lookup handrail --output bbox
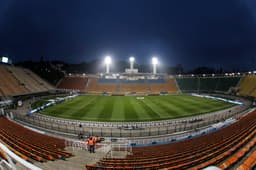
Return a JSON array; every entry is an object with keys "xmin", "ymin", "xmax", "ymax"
[{"xmin": 0, "ymin": 142, "xmax": 42, "ymax": 170}]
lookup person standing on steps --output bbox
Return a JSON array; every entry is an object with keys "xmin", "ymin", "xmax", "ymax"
[{"xmin": 87, "ymin": 137, "xmax": 95, "ymax": 153}]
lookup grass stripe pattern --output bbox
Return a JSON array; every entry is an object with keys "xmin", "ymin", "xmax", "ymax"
[{"xmin": 40, "ymin": 95, "xmax": 234, "ymax": 122}]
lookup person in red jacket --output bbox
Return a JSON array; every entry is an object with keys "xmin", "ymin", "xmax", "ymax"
[{"xmin": 87, "ymin": 137, "xmax": 95, "ymax": 153}]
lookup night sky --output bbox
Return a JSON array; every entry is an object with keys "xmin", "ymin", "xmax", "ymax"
[{"xmin": 0, "ymin": 0, "xmax": 256, "ymax": 70}]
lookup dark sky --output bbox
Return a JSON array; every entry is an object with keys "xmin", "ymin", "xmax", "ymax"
[{"xmin": 0, "ymin": 0, "xmax": 256, "ymax": 70}]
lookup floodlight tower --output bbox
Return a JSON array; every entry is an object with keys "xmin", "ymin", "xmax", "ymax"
[
  {"xmin": 105, "ymin": 56, "xmax": 111, "ymax": 74},
  {"xmin": 129, "ymin": 57, "xmax": 135, "ymax": 70},
  {"xmin": 152, "ymin": 57, "xmax": 158, "ymax": 74}
]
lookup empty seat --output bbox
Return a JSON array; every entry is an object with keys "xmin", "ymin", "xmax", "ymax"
[
  {"xmin": 86, "ymin": 110, "xmax": 256, "ymax": 169},
  {"xmin": 58, "ymin": 76, "xmax": 88, "ymax": 91},
  {"xmin": 0, "ymin": 117, "xmax": 72, "ymax": 162}
]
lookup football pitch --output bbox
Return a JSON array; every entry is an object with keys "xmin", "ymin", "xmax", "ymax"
[{"xmin": 39, "ymin": 95, "xmax": 234, "ymax": 122}]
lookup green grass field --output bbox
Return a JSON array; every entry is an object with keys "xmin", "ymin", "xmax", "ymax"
[{"xmin": 38, "ymin": 95, "xmax": 234, "ymax": 122}]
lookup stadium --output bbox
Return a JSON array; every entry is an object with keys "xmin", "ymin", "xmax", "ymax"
[
  {"xmin": 0, "ymin": 54, "xmax": 256, "ymax": 170},
  {"xmin": 1, "ymin": 1, "xmax": 256, "ymax": 170}
]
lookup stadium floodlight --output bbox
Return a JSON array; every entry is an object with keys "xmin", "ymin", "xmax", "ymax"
[
  {"xmin": 129, "ymin": 56, "xmax": 135, "ymax": 70},
  {"xmin": 152, "ymin": 57, "xmax": 158, "ymax": 74},
  {"xmin": 129, "ymin": 56, "xmax": 135, "ymax": 62},
  {"xmin": 105, "ymin": 56, "xmax": 111, "ymax": 64},
  {"xmin": 152, "ymin": 57, "xmax": 158, "ymax": 65},
  {"xmin": 2, "ymin": 56, "xmax": 8, "ymax": 63},
  {"xmin": 104, "ymin": 56, "xmax": 112, "ymax": 73}
]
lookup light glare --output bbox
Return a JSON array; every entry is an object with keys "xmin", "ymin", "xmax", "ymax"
[
  {"xmin": 129, "ymin": 57, "xmax": 135, "ymax": 62},
  {"xmin": 2, "ymin": 57, "xmax": 8, "ymax": 63},
  {"xmin": 152, "ymin": 57, "xmax": 158, "ymax": 65},
  {"xmin": 105, "ymin": 56, "xmax": 111, "ymax": 64}
]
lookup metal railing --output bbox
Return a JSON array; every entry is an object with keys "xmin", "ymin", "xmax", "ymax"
[
  {"xmin": 13, "ymin": 103, "xmax": 248, "ymax": 138},
  {"xmin": 0, "ymin": 142, "xmax": 42, "ymax": 170},
  {"xmin": 65, "ymin": 140, "xmax": 132, "ymax": 158}
]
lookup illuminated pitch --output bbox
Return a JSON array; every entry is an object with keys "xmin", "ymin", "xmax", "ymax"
[{"xmin": 35, "ymin": 94, "xmax": 234, "ymax": 122}]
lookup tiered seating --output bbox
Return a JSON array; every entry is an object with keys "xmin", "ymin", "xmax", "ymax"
[
  {"xmin": 199, "ymin": 78, "xmax": 219, "ymax": 92},
  {"xmin": 7, "ymin": 66, "xmax": 47, "ymax": 92},
  {"xmin": 119, "ymin": 84, "xmax": 150, "ymax": 93},
  {"xmin": 176, "ymin": 77, "xmax": 199, "ymax": 92},
  {"xmin": 239, "ymin": 75, "xmax": 256, "ymax": 98},
  {"xmin": 87, "ymin": 78, "xmax": 178, "ymax": 94},
  {"xmin": 237, "ymin": 150, "xmax": 256, "ymax": 170},
  {"xmin": 218, "ymin": 138, "xmax": 256, "ymax": 170},
  {"xmin": 98, "ymin": 79, "xmax": 119, "ymax": 84},
  {"xmin": 150, "ymin": 79, "xmax": 178, "ymax": 93},
  {"xmin": 176, "ymin": 77, "xmax": 241, "ymax": 93},
  {"xmin": 23, "ymin": 69, "xmax": 54, "ymax": 90},
  {"xmin": 0, "ymin": 65, "xmax": 28, "ymax": 96},
  {"xmin": 0, "ymin": 147, "xmax": 8, "ymax": 161},
  {"xmin": 87, "ymin": 78, "xmax": 117, "ymax": 93},
  {"xmin": 0, "ymin": 117, "xmax": 72, "ymax": 162},
  {"xmin": 0, "ymin": 65, "xmax": 55, "ymax": 96},
  {"xmin": 215, "ymin": 77, "xmax": 241, "ymax": 92},
  {"xmin": 58, "ymin": 76, "xmax": 88, "ymax": 91},
  {"xmin": 86, "ymin": 110, "xmax": 256, "ymax": 169}
]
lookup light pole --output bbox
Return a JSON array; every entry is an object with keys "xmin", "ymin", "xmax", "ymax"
[
  {"xmin": 152, "ymin": 57, "xmax": 158, "ymax": 74},
  {"xmin": 129, "ymin": 57, "xmax": 135, "ymax": 70},
  {"xmin": 105, "ymin": 56, "xmax": 111, "ymax": 74}
]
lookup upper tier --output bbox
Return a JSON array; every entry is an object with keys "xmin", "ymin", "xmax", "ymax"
[{"xmin": 0, "ymin": 65, "xmax": 54, "ymax": 97}]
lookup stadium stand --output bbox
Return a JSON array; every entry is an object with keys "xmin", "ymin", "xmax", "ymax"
[
  {"xmin": 176, "ymin": 77, "xmax": 199, "ymax": 93},
  {"xmin": 86, "ymin": 110, "xmax": 256, "ymax": 169},
  {"xmin": 215, "ymin": 77, "xmax": 242, "ymax": 92},
  {"xmin": 0, "ymin": 147, "xmax": 8, "ymax": 161},
  {"xmin": 86, "ymin": 78, "xmax": 117, "ymax": 93},
  {"xmin": 200, "ymin": 78, "xmax": 220, "ymax": 92},
  {"xmin": 237, "ymin": 150, "xmax": 256, "ymax": 170},
  {"xmin": 86, "ymin": 77, "xmax": 178, "ymax": 94},
  {"xmin": 0, "ymin": 117, "xmax": 72, "ymax": 162},
  {"xmin": 218, "ymin": 138, "xmax": 256, "ymax": 170},
  {"xmin": 7, "ymin": 66, "xmax": 48, "ymax": 92},
  {"xmin": 176, "ymin": 77, "xmax": 241, "ymax": 93},
  {"xmin": 22, "ymin": 68, "xmax": 54, "ymax": 90},
  {"xmin": 0, "ymin": 65, "xmax": 28, "ymax": 96},
  {"xmin": 150, "ymin": 79, "xmax": 178, "ymax": 93},
  {"xmin": 238, "ymin": 75, "xmax": 256, "ymax": 98},
  {"xmin": 119, "ymin": 84, "xmax": 150, "ymax": 93},
  {"xmin": 57, "ymin": 76, "xmax": 88, "ymax": 91}
]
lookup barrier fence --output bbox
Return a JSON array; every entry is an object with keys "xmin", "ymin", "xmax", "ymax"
[
  {"xmin": 12, "ymin": 103, "xmax": 248, "ymax": 139},
  {"xmin": 65, "ymin": 140, "xmax": 132, "ymax": 158}
]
